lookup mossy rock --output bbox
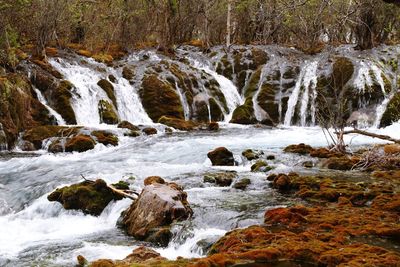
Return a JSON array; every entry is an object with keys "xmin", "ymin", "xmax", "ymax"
[
  {"xmin": 118, "ymin": 121, "xmax": 139, "ymax": 131},
  {"xmin": 380, "ymin": 92, "xmax": 400, "ymax": 127},
  {"xmin": 22, "ymin": 125, "xmax": 78, "ymax": 149},
  {"xmin": 284, "ymin": 143, "xmax": 313, "ymax": 155},
  {"xmin": 112, "ymin": 180, "xmax": 130, "ymax": 190},
  {"xmin": 65, "ymin": 135, "xmax": 95, "ymax": 152},
  {"xmin": 47, "ymin": 179, "xmax": 123, "ymax": 215},
  {"xmin": 53, "ymin": 80, "xmax": 77, "ymax": 125},
  {"xmin": 143, "ymin": 127, "xmax": 157, "ymax": 135},
  {"xmin": 97, "ymin": 79, "xmax": 117, "ymax": 108},
  {"xmin": 140, "ymin": 75, "xmax": 184, "ymax": 122},
  {"xmin": 158, "ymin": 116, "xmax": 197, "ymax": 131},
  {"xmin": 92, "ymin": 53, "xmax": 113, "ymax": 65},
  {"xmin": 233, "ymin": 178, "xmax": 251, "ymax": 190},
  {"xmin": 244, "ymin": 67, "xmax": 262, "ymax": 99},
  {"xmin": 251, "ymin": 160, "xmax": 273, "ymax": 172},
  {"xmin": 209, "ymin": 98, "xmax": 224, "ymax": 122},
  {"xmin": 230, "ymin": 99, "xmax": 257, "ymax": 124},
  {"xmin": 124, "ymin": 130, "xmax": 141, "ymax": 137},
  {"xmin": 242, "ymin": 149, "xmax": 264, "ymax": 161},
  {"xmin": 98, "ymin": 100, "xmax": 119, "ymax": 124},
  {"xmin": 257, "ymin": 83, "xmax": 279, "ymax": 124},
  {"xmin": 194, "ymin": 101, "xmax": 210, "ymax": 122},
  {"xmin": 91, "ymin": 130, "xmax": 118, "ymax": 146},
  {"xmin": 122, "ymin": 66, "xmax": 134, "ymax": 81}
]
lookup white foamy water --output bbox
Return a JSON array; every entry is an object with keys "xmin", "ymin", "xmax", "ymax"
[{"xmin": 33, "ymin": 88, "xmax": 66, "ymax": 125}]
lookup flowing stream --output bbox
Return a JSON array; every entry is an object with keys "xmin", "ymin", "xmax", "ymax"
[{"xmin": 1, "ymin": 123, "xmax": 400, "ymax": 266}]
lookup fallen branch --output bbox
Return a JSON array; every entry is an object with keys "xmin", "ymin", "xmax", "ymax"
[{"xmin": 341, "ymin": 129, "xmax": 400, "ymax": 144}]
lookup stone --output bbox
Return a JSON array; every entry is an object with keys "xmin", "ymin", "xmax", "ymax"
[
  {"xmin": 65, "ymin": 135, "xmax": 96, "ymax": 152},
  {"xmin": 233, "ymin": 178, "xmax": 251, "ymax": 190},
  {"xmin": 204, "ymin": 172, "xmax": 237, "ymax": 187},
  {"xmin": 284, "ymin": 143, "xmax": 313, "ymax": 155},
  {"xmin": 142, "ymin": 127, "xmax": 158, "ymax": 135},
  {"xmin": 321, "ymin": 157, "xmax": 355, "ymax": 171},
  {"xmin": 158, "ymin": 116, "xmax": 197, "ymax": 131},
  {"xmin": 91, "ymin": 131, "xmax": 118, "ymax": 146},
  {"xmin": 303, "ymin": 161, "xmax": 314, "ymax": 168},
  {"xmin": 242, "ymin": 149, "xmax": 263, "ymax": 160},
  {"xmin": 251, "ymin": 160, "xmax": 273, "ymax": 172},
  {"xmin": 120, "ymin": 182, "xmax": 193, "ymax": 245},
  {"xmin": 207, "ymin": 147, "xmax": 235, "ymax": 166},
  {"xmin": 117, "ymin": 121, "xmax": 140, "ymax": 131},
  {"xmin": 144, "ymin": 176, "xmax": 165, "ymax": 186},
  {"xmin": 208, "ymin": 122, "xmax": 219, "ymax": 131},
  {"xmin": 47, "ymin": 179, "xmax": 122, "ymax": 216}
]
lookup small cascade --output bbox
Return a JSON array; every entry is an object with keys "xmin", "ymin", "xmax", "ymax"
[
  {"xmin": 33, "ymin": 88, "xmax": 66, "ymax": 125},
  {"xmin": 191, "ymin": 61, "xmax": 243, "ymax": 122},
  {"xmin": 252, "ymin": 65, "xmax": 268, "ymax": 122},
  {"xmin": 175, "ymin": 81, "xmax": 190, "ymax": 120},
  {"xmin": 107, "ymin": 69, "xmax": 152, "ymax": 124},
  {"xmin": 284, "ymin": 61, "xmax": 319, "ymax": 126},
  {"xmin": 49, "ymin": 58, "xmax": 110, "ymax": 125}
]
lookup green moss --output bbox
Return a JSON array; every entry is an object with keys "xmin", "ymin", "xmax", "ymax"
[
  {"xmin": 380, "ymin": 92, "xmax": 400, "ymax": 127},
  {"xmin": 91, "ymin": 130, "xmax": 118, "ymax": 146},
  {"xmin": 140, "ymin": 75, "xmax": 184, "ymax": 122},
  {"xmin": 251, "ymin": 160, "xmax": 273, "ymax": 172},
  {"xmin": 97, "ymin": 79, "xmax": 117, "ymax": 108},
  {"xmin": 65, "ymin": 134, "xmax": 95, "ymax": 152},
  {"xmin": 98, "ymin": 100, "xmax": 119, "ymax": 124},
  {"xmin": 244, "ymin": 67, "xmax": 262, "ymax": 99},
  {"xmin": 53, "ymin": 80, "xmax": 77, "ymax": 125},
  {"xmin": 112, "ymin": 180, "xmax": 130, "ymax": 190},
  {"xmin": 257, "ymin": 83, "xmax": 279, "ymax": 124},
  {"xmin": 230, "ymin": 99, "xmax": 257, "ymax": 124}
]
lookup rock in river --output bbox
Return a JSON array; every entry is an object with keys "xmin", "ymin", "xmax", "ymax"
[
  {"xmin": 207, "ymin": 147, "xmax": 235, "ymax": 166},
  {"xmin": 120, "ymin": 180, "xmax": 193, "ymax": 246}
]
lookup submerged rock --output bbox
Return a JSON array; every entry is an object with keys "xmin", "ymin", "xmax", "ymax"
[
  {"xmin": 203, "ymin": 171, "xmax": 237, "ymax": 187},
  {"xmin": 120, "ymin": 181, "xmax": 192, "ymax": 246},
  {"xmin": 91, "ymin": 131, "xmax": 118, "ymax": 146},
  {"xmin": 48, "ymin": 179, "xmax": 123, "ymax": 216},
  {"xmin": 242, "ymin": 149, "xmax": 264, "ymax": 161},
  {"xmin": 233, "ymin": 178, "xmax": 251, "ymax": 190},
  {"xmin": 207, "ymin": 122, "xmax": 219, "ymax": 131},
  {"xmin": 207, "ymin": 147, "xmax": 235, "ymax": 166},
  {"xmin": 251, "ymin": 160, "xmax": 273, "ymax": 172}
]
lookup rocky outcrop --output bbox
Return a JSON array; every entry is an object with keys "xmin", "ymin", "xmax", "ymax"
[
  {"xmin": 48, "ymin": 179, "xmax": 123, "ymax": 216},
  {"xmin": 380, "ymin": 92, "xmax": 400, "ymax": 127},
  {"xmin": 207, "ymin": 147, "xmax": 235, "ymax": 166},
  {"xmin": 140, "ymin": 74, "xmax": 184, "ymax": 122},
  {"xmin": 120, "ymin": 180, "xmax": 193, "ymax": 246},
  {"xmin": 22, "ymin": 125, "xmax": 79, "ymax": 149},
  {"xmin": 0, "ymin": 73, "xmax": 54, "ymax": 148}
]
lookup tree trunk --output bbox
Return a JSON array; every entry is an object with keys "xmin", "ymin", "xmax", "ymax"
[{"xmin": 226, "ymin": 0, "xmax": 232, "ymax": 48}]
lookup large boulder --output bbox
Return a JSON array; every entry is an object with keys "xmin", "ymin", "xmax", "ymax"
[
  {"xmin": 207, "ymin": 147, "xmax": 235, "ymax": 166},
  {"xmin": 98, "ymin": 100, "xmax": 119, "ymax": 124},
  {"xmin": 158, "ymin": 116, "xmax": 198, "ymax": 131},
  {"xmin": 120, "ymin": 181, "xmax": 193, "ymax": 246},
  {"xmin": 97, "ymin": 79, "xmax": 117, "ymax": 108},
  {"xmin": 284, "ymin": 143, "xmax": 313, "ymax": 155},
  {"xmin": 65, "ymin": 135, "xmax": 96, "ymax": 152},
  {"xmin": 140, "ymin": 75, "xmax": 184, "ymax": 122},
  {"xmin": 47, "ymin": 179, "xmax": 123, "ymax": 216}
]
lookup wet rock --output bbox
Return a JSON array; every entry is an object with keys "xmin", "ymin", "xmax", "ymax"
[
  {"xmin": 203, "ymin": 172, "xmax": 237, "ymax": 186},
  {"xmin": 123, "ymin": 246, "xmax": 165, "ymax": 263},
  {"xmin": 51, "ymin": 80, "xmax": 77, "ymax": 125},
  {"xmin": 48, "ymin": 179, "xmax": 123, "ymax": 216},
  {"xmin": 251, "ymin": 160, "xmax": 273, "ymax": 172},
  {"xmin": 230, "ymin": 100, "xmax": 257, "ymax": 124},
  {"xmin": 144, "ymin": 176, "xmax": 165, "ymax": 186},
  {"xmin": 207, "ymin": 147, "xmax": 235, "ymax": 166},
  {"xmin": 77, "ymin": 255, "xmax": 88, "ymax": 267},
  {"xmin": 19, "ymin": 140, "xmax": 36, "ymax": 151},
  {"xmin": 48, "ymin": 139, "xmax": 64, "ymax": 153},
  {"xmin": 98, "ymin": 100, "xmax": 119, "ymax": 125},
  {"xmin": 310, "ymin": 147, "xmax": 341, "ymax": 158},
  {"xmin": 284, "ymin": 143, "xmax": 313, "ymax": 155},
  {"xmin": 321, "ymin": 157, "xmax": 355, "ymax": 170},
  {"xmin": 158, "ymin": 116, "xmax": 197, "ymax": 131},
  {"xmin": 122, "ymin": 66, "xmax": 134, "ymax": 81},
  {"xmin": 97, "ymin": 79, "xmax": 117, "ymax": 108},
  {"xmin": 242, "ymin": 149, "xmax": 263, "ymax": 161},
  {"xmin": 65, "ymin": 135, "xmax": 96, "ymax": 152},
  {"xmin": 233, "ymin": 178, "xmax": 251, "ymax": 190},
  {"xmin": 142, "ymin": 127, "xmax": 157, "ymax": 135},
  {"xmin": 0, "ymin": 123, "xmax": 7, "ymax": 151},
  {"xmin": 108, "ymin": 75, "xmax": 116, "ymax": 83},
  {"xmin": 120, "ymin": 182, "xmax": 193, "ymax": 246},
  {"xmin": 380, "ymin": 91, "xmax": 400, "ymax": 127},
  {"xmin": 117, "ymin": 121, "xmax": 139, "ymax": 131},
  {"xmin": 207, "ymin": 122, "xmax": 219, "ymax": 131},
  {"xmin": 124, "ymin": 130, "xmax": 140, "ymax": 137},
  {"xmin": 91, "ymin": 131, "xmax": 118, "ymax": 146},
  {"xmin": 271, "ymin": 174, "xmax": 291, "ymax": 191},
  {"xmin": 23, "ymin": 125, "xmax": 78, "ymax": 150},
  {"xmin": 302, "ymin": 161, "xmax": 314, "ymax": 168},
  {"xmin": 266, "ymin": 155, "xmax": 276, "ymax": 160},
  {"xmin": 140, "ymin": 74, "xmax": 184, "ymax": 122}
]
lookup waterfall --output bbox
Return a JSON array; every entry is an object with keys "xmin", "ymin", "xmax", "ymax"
[
  {"xmin": 0, "ymin": 123, "xmax": 7, "ymax": 151},
  {"xmin": 284, "ymin": 61, "xmax": 319, "ymax": 126},
  {"xmin": 175, "ymin": 81, "xmax": 190, "ymax": 121},
  {"xmin": 189, "ymin": 60, "xmax": 243, "ymax": 122},
  {"xmin": 33, "ymin": 88, "xmax": 66, "ymax": 125},
  {"xmin": 252, "ymin": 66, "xmax": 268, "ymax": 122}
]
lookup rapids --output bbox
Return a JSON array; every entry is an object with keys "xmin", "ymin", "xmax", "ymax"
[{"xmin": 1, "ymin": 123, "xmax": 400, "ymax": 266}]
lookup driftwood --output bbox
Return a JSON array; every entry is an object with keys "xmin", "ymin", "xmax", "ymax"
[
  {"xmin": 80, "ymin": 174, "xmax": 138, "ymax": 200},
  {"xmin": 341, "ymin": 129, "xmax": 400, "ymax": 144}
]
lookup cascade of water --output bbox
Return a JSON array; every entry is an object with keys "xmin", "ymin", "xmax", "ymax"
[
  {"xmin": 190, "ymin": 60, "xmax": 243, "ymax": 122},
  {"xmin": 33, "ymin": 88, "xmax": 66, "ymax": 125},
  {"xmin": 284, "ymin": 61, "xmax": 319, "ymax": 126},
  {"xmin": 175, "ymin": 81, "xmax": 191, "ymax": 120},
  {"xmin": 107, "ymin": 68, "xmax": 152, "ymax": 124},
  {"xmin": 49, "ymin": 58, "xmax": 111, "ymax": 125},
  {"xmin": 252, "ymin": 65, "xmax": 268, "ymax": 122},
  {"xmin": 0, "ymin": 123, "xmax": 7, "ymax": 151},
  {"xmin": 299, "ymin": 63, "xmax": 318, "ymax": 126},
  {"xmin": 353, "ymin": 61, "xmax": 374, "ymax": 93}
]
